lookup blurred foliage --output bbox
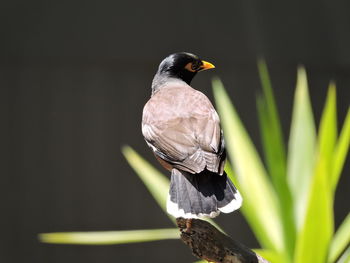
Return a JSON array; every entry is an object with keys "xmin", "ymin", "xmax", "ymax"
[
  {"xmin": 40, "ymin": 62, "xmax": 350, "ymax": 263},
  {"xmin": 39, "ymin": 229, "xmax": 179, "ymax": 245}
]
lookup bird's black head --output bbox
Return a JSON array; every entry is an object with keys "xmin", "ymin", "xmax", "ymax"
[{"xmin": 156, "ymin": 52, "xmax": 215, "ymax": 85}]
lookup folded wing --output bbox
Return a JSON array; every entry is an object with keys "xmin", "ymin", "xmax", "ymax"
[{"xmin": 142, "ymin": 85, "xmax": 226, "ymax": 174}]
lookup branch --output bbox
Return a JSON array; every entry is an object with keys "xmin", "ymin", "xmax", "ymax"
[{"xmin": 176, "ymin": 218, "xmax": 269, "ymax": 263}]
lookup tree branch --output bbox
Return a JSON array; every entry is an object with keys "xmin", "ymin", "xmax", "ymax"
[{"xmin": 176, "ymin": 218, "xmax": 269, "ymax": 263}]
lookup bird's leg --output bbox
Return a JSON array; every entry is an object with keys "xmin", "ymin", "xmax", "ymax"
[{"xmin": 185, "ymin": 218, "xmax": 193, "ymax": 233}]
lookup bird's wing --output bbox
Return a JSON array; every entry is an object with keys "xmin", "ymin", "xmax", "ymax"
[{"xmin": 142, "ymin": 85, "xmax": 225, "ymax": 174}]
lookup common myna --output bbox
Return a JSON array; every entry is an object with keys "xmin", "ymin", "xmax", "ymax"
[{"xmin": 142, "ymin": 52, "xmax": 242, "ymax": 218}]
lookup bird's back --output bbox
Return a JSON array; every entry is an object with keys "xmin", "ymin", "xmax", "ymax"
[{"xmin": 142, "ymin": 83, "xmax": 224, "ymax": 174}]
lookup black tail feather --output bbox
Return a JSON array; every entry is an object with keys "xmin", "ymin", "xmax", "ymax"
[{"xmin": 167, "ymin": 169, "xmax": 242, "ymax": 218}]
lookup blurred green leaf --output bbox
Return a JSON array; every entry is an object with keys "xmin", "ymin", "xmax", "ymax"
[
  {"xmin": 294, "ymin": 82, "xmax": 337, "ymax": 263},
  {"xmin": 257, "ymin": 59, "xmax": 287, "ymax": 188},
  {"xmin": 331, "ymin": 107, "xmax": 350, "ymax": 191},
  {"xmin": 317, "ymin": 83, "xmax": 337, "ymax": 201},
  {"xmin": 294, "ymin": 160, "xmax": 333, "ymax": 263},
  {"xmin": 224, "ymin": 161, "xmax": 238, "ymax": 186},
  {"xmin": 318, "ymin": 83, "xmax": 337, "ymax": 165},
  {"xmin": 39, "ymin": 228, "xmax": 179, "ymax": 245},
  {"xmin": 254, "ymin": 249, "xmax": 286, "ymax": 263},
  {"xmin": 122, "ymin": 145, "xmax": 172, "ymax": 221},
  {"xmin": 287, "ymin": 67, "xmax": 317, "ymax": 230},
  {"xmin": 329, "ymin": 213, "xmax": 350, "ymax": 263},
  {"xmin": 257, "ymin": 60, "xmax": 295, "ymax": 258},
  {"xmin": 212, "ymin": 78, "xmax": 284, "ymax": 253},
  {"xmin": 336, "ymin": 247, "xmax": 350, "ymax": 263}
]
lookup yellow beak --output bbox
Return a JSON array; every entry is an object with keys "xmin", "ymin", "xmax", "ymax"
[{"xmin": 199, "ymin": 60, "xmax": 215, "ymax": 71}]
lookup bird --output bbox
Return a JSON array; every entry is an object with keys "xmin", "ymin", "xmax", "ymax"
[{"xmin": 142, "ymin": 52, "xmax": 242, "ymax": 219}]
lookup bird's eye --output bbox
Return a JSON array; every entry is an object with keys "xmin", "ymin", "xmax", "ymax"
[
  {"xmin": 191, "ymin": 62, "xmax": 200, "ymax": 70},
  {"xmin": 185, "ymin": 61, "xmax": 201, "ymax": 72}
]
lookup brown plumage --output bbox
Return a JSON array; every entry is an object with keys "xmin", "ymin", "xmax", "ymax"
[{"xmin": 142, "ymin": 84, "xmax": 225, "ymax": 174}]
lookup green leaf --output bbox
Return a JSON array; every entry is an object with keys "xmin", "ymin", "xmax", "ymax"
[
  {"xmin": 294, "ymin": 81, "xmax": 336, "ymax": 263},
  {"xmin": 257, "ymin": 59, "xmax": 287, "ymax": 188},
  {"xmin": 122, "ymin": 145, "xmax": 171, "ymax": 220},
  {"xmin": 318, "ymin": 83, "xmax": 337, "ymax": 163},
  {"xmin": 257, "ymin": 60, "xmax": 295, "ymax": 258},
  {"xmin": 39, "ymin": 228, "xmax": 179, "ymax": 245},
  {"xmin": 336, "ymin": 246, "xmax": 350, "ymax": 263},
  {"xmin": 318, "ymin": 83, "xmax": 337, "ymax": 197},
  {"xmin": 294, "ymin": 160, "xmax": 333, "ymax": 263},
  {"xmin": 331, "ymin": 107, "xmax": 350, "ymax": 190},
  {"xmin": 254, "ymin": 249, "xmax": 286, "ymax": 263},
  {"xmin": 224, "ymin": 161, "xmax": 238, "ymax": 186},
  {"xmin": 212, "ymin": 78, "xmax": 284, "ymax": 253},
  {"xmin": 329, "ymin": 213, "xmax": 350, "ymax": 263},
  {"xmin": 287, "ymin": 67, "xmax": 317, "ymax": 230}
]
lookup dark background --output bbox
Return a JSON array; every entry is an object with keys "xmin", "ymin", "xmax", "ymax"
[{"xmin": 1, "ymin": 1, "xmax": 349, "ymax": 262}]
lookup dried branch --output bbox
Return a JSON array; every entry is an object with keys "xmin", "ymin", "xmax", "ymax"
[{"xmin": 176, "ymin": 218, "xmax": 269, "ymax": 263}]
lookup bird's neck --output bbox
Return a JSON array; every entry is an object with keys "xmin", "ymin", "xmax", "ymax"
[{"xmin": 151, "ymin": 74, "xmax": 189, "ymax": 95}]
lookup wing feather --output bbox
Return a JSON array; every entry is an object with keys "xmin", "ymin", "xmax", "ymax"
[{"xmin": 142, "ymin": 84, "xmax": 225, "ymax": 174}]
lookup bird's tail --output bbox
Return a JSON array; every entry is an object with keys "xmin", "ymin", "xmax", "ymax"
[{"xmin": 167, "ymin": 169, "xmax": 242, "ymax": 218}]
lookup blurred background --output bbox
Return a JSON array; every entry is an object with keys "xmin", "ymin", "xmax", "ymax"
[{"xmin": 1, "ymin": 0, "xmax": 349, "ymax": 262}]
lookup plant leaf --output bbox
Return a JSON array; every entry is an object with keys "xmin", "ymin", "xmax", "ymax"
[
  {"xmin": 122, "ymin": 145, "xmax": 171, "ymax": 219},
  {"xmin": 257, "ymin": 59, "xmax": 287, "ymax": 188},
  {"xmin": 39, "ymin": 228, "xmax": 179, "ymax": 245},
  {"xmin": 331, "ymin": 107, "xmax": 350, "ymax": 190},
  {"xmin": 318, "ymin": 83, "xmax": 337, "ymax": 163},
  {"xmin": 224, "ymin": 161, "xmax": 238, "ymax": 186},
  {"xmin": 212, "ymin": 78, "xmax": 284, "ymax": 253},
  {"xmin": 294, "ymin": 81, "xmax": 336, "ymax": 263},
  {"xmin": 257, "ymin": 60, "xmax": 295, "ymax": 258},
  {"xmin": 287, "ymin": 67, "xmax": 317, "ymax": 230},
  {"xmin": 328, "ymin": 213, "xmax": 350, "ymax": 263},
  {"xmin": 318, "ymin": 83, "xmax": 337, "ymax": 197},
  {"xmin": 294, "ymin": 159, "xmax": 333, "ymax": 263},
  {"xmin": 254, "ymin": 249, "xmax": 286, "ymax": 263},
  {"xmin": 336, "ymin": 246, "xmax": 350, "ymax": 263},
  {"xmin": 256, "ymin": 96, "xmax": 294, "ymax": 260}
]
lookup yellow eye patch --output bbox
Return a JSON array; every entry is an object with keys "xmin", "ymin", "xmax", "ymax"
[
  {"xmin": 184, "ymin": 61, "xmax": 215, "ymax": 72},
  {"xmin": 185, "ymin": 62, "xmax": 199, "ymax": 72}
]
